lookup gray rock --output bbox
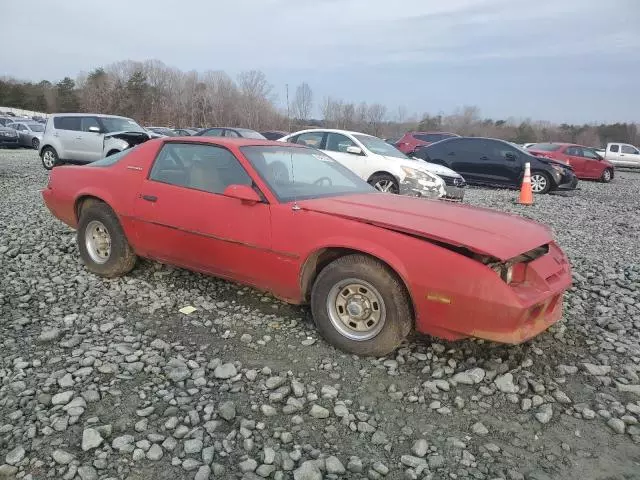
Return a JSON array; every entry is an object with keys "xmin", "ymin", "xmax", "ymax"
[
  {"xmin": 372, "ymin": 461, "xmax": 389, "ymax": 475},
  {"xmin": 371, "ymin": 430, "xmax": 388, "ymax": 445},
  {"xmin": 266, "ymin": 376, "xmax": 286, "ymax": 389},
  {"xmin": 347, "ymin": 456, "xmax": 363, "ymax": 473},
  {"xmin": 239, "ymin": 458, "xmax": 258, "ymax": 473},
  {"xmin": 494, "ymin": 373, "xmax": 518, "ymax": 393},
  {"xmin": 325, "ymin": 456, "xmax": 345, "ymax": 474},
  {"xmin": 535, "ymin": 404, "xmax": 553, "ymax": 424},
  {"xmin": 263, "ymin": 447, "xmax": 276, "ymax": 465},
  {"xmin": 182, "ymin": 458, "xmax": 201, "ymax": 471},
  {"xmin": 51, "ymin": 390, "xmax": 74, "ymax": 405},
  {"xmin": 472, "ymin": 422, "xmax": 489, "ymax": 435},
  {"xmin": 218, "ymin": 400, "xmax": 236, "ymax": 421},
  {"xmin": 0, "ymin": 465, "xmax": 18, "ymax": 477},
  {"xmin": 5, "ymin": 446, "xmax": 25, "ymax": 465},
  {"xmin": 77, "ymin": 465, "xmax": 98, "ymax": 480},
  {"xmin": 166, "ymin": 359, "xmax": 190, "ymax": 382},
  {"xmin": 607, "ymin": 418, "xmax": 626, "ymax": 434},
  {"xmin": 617, "ymin": 383, "xmax": 640, "ymax": 396},
  {"xmin": 256, "ymin": 464, "xmax": 276, "ymax": 477},
  {"xmin": 52, "ymin": 449, "xmax": 74, "ymax": 465},
  {"xmin": 552, "ymin": 389, "xmax": 572, "ymax": 404},
  {"xmin": 184, "ymin": 438, "xmax": 203, "ymax": 455},
  {"xmin": 81, "ymin": 428, "xmax": 103, "ymax": 451},
  {"xmin": 38, "ymin": 327, "xmax": 60, "ymax": 342},
  {"xmin": 293, "ymin": 460, "xmax": 322, "ymax": 480},
  {"xmin": 214, "ymin": 363, "xmax": 237, "ymax": 379},
  {"xmin": 428, "ymin": 455, "xmax": 445, "ymax": 469},
  {"xmin": 112, "ymin": 435, "xmax": 135, "ymax": 451},
  {"xmin": 194, "ymin": 465, "xmax": 211, "ymax": 480},
  {"xmin": 309, "ymin": 404, "xmax": 330, "ymax": 419},
  {"xmin": 401, "ymin": 455, "xmax": 427, "ymax": 468},
  {"xmin": 452, "ymin": 367, "xmax": 486, "ymax": 385},
  {"xmin": 411, "ymin": 439, "xmax": 429, "ymax": 457},
  {"xmin": 583, "ymin": 363, "xmax": 611, "ymax": 376},
  {"xmin": 147, "ymin": 444, "xmax": 164, "ymax": 460}
]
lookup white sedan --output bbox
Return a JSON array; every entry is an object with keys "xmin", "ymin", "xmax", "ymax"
[{"xmin": 279, "ymin": 129, "xmax": 465, "ymax": 200}]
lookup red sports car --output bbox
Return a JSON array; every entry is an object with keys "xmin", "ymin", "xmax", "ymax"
[
  {"xmin": 396, "ymin": 131, "xmax": 460, "ymax": 154},
  {"xmin": 42, "ymin": 137, "xmax": 572, "ymax": 356},
  {"xmin": 527, "ymin": 143, "xmax": 614, "ymax": 182}
]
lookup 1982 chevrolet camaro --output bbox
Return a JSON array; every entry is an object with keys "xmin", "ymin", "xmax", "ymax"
[{"xmin": 42, "ymin": 137, "xmax": 572, "ymax": 356}]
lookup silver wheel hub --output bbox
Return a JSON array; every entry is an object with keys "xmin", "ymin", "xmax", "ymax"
[
  {"xmin": 374, "ymin": 180, "xmax": 395, "ymax": 193},
  {"xmin": 326, "ymin": 279, "xmax": 386, "ymax": 341},
  {"xmin": 43, "ymin": 151, "xmax": 54, "ymax": 167},
  {"xmin": 85, "ymin": 220, "xmax": 111, "ymax": 264},
  {"xmin": 531, "ymin": 174, "xmax": 547, "ymax": 193},
  {"xmin": 604, "ymin": 170, "xmax": 611, "ymax": 180}
]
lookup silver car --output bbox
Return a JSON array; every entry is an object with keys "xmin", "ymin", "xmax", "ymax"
[
  {"xmin": 7, "ymin": 121, "xmax": 45, "ymax": 149},
  {"xmin": 39, "ymin": 113, "xmax": 152, "ymax": 170}
]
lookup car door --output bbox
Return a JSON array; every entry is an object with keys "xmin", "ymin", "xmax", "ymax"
[
  {"xmin": 321, "ymin": 132, "xmax": 369, "ymax": 179},
  {"xmin": 54, "ymin": 116, "xmax": 83, "ymax": 159},
  {"xmin": 13, "ymin": 124, "xmax": 27, "ymax": 145},
  {"xmin": 606, "ymin": 144, "xmax": 621, "ymax": 162},
  {"xmin": 74, "ymin": 116, "xmax": 105, "ymax": 161},
  {"xmin": 560, "ymin": 146, "xmax": 588, "ymax": 177},
  {"xmin": 442, "ymin": 138, "xmax": 485, "ymax": 183},
  {"xmin": 131, "ymin": 142, "xmax": 274, "ymax": 287},
  {"xmin": 581, "ymin": 147, "xmax": 606, "ymax": 178},
  {"xmin": 620, "ymin": 144, "xmax": 640, "ymax": 167},
  {"xmin": 481, "ymin": 140, "xmax": 524, "ymax": 186}
]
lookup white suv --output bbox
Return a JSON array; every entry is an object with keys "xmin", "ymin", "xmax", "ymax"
[{"xmin": 39, "ymin": 113, "xmax": 151, "ymax": 170}]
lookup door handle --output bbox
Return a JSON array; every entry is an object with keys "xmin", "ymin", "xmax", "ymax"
[
  {"xmin": 141, "ymin": 194, "xmax": 157, "ymax": 202},
  {"xmin": 480, "ymin": 155, "xmax": 489, "ymax": 160},
  {"xmin": 76, "ymin": 137, "xmax": 83, "ymax": 140}
]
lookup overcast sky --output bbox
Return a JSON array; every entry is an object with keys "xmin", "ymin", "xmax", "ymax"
[{"xmin": 2, "ymin": 0, "xmax": 639, "ymax": 123}]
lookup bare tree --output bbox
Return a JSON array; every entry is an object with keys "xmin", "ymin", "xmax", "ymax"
[{"xmin": 292, "ymin": 82, "xmax": 313, "ymax": 121}]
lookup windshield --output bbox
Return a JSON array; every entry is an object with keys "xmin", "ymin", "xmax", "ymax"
[
  {"xmin": 529, "ymin": 143, "xmax": 561, "ymax": 152},
  {"xmin": 241, "ymin": 145, "xmax": 373, "ymax": 202},
  {"xmin": 27, "ymin": 124, "xmax": 44, "ymax": 132},
  {"xmin": 354, "ymin": 134, "xmax": 407, "ymax": 159},
  {"xmin": 236, "ymin": 129, "xmax": 266, "ymax": 139},
  {"xmin": 100, "ymin": 117, "xmax": 146, "ymax": 134}
]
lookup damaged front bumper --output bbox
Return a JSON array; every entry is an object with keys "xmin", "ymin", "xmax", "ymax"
[{"xmin": 400, "ymin": 173, "xmax": 447, "ymax": 199}]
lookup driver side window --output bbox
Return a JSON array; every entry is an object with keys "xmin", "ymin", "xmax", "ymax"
[
  {"xmin": 325, "ymin": 133, "xmax": 357, "ymax": 153},
  {"xmin": 621, "ymin": 145, "xmax": 639, "ymax": 154},
  {"xmin": 565, "ymin": 146, "xmax": 581, "ymax": 157},
  {"xmin": 81, "ymin": 117, "xmax": 101, "ymax": 132},
  {"xmin": 582, "ymin": 148, "xmax": 600, "ymax": 160},
  {"xmin": 293, "ymin": 132, "xmax": 325, "ymax": 149}
]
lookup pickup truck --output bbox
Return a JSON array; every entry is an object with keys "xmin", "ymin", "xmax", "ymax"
[{"xmin": 601, "ymin": 143, "xmax": 640, "ymax": 168}]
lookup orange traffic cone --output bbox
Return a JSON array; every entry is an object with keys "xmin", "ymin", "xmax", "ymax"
[{"xmin": 518, "ymin": 162, "xmax": 534, "ymax": 205}]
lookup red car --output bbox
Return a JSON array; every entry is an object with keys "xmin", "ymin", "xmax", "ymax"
[
  {"xmin": 527, "ymin": 143, "xmax": 614, "ymax": 182},
  {"xmin": 42, "ymin": 138, "xmax": 572, "ymax": 355},
  {"xmin": 396, "ymin": 131, "xmax": 460, "ymax": 154}
]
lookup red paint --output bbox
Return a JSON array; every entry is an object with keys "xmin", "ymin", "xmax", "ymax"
[
  {"xmin": 396, "ymin": 131, "xmax": 460, "ymax": 154},
  {"xmin": 42, "ymin": 137, "xmax": 572, "ymax": 344},
  {"xmin": 529, "ymin": 143, "xmax": 614, "ymax": 179}
]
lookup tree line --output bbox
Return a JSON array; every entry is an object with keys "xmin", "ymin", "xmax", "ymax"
[{"xmin": 0, "ymin": 59, "xmax": 637, "ymax": 147}]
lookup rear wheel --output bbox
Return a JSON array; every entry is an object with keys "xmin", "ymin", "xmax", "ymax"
[
  {"xmin": 77, "ymin": 202, "xmax": 137, "ymax": 278},
  {"xmin": 310, "ymin": 254, "xmax": 412, "ymax": 356},
  {"xmin": 600, "ymin": 168, "xmax": 612, "ymax": 183},
  {"xmin": 41, "ymin": 147, "xmax": 58, "ymax": 170},
  {"xmin": 368, "ymin": 173, "xmax": 399, "ymax": 194},
  {"xmin": 530, "ymin": 171, "xmax": 551, "ymax": 194},
  {"xmin": 32, "ymin": 138, "xmax": 40, "ymax": 150}
]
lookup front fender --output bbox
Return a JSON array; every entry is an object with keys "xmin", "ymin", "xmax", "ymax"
[{"xmin": 103, "ymin": 137, "xmax": 128, "ymax": 155}]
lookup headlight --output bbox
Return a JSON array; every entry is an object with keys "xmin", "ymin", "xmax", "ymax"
[
  {"xmin": 401, "ymin": 166, "xmax": 441, "ymax": 184},
  {"xmin": 550, "ymin": 164, "xmax": 565, "ymax": 175}
]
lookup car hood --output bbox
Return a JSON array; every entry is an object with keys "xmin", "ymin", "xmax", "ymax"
[
  {"xmin": 407, "ymin": 158, "xmax": 461, "ymax": 178},
  {"xmin": 298, "ymin": 193, "xmax": 553, "ymax": 261},
  {"xmin": 528, "ymin": 151, "xmax": 574, "ymax": 170},
  {"xmin": 105, "ymin": 130, "xmax": 151, "ymax": 139}
]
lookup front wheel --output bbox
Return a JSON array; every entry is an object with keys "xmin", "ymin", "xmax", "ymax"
[
  {"xmin": 77, "ymin": 202, "xmax": 137, "ymax": 278},
  {"xmin": 310, "ymin": 254, "xmax": 412, "ymax": 356},
  {"xmin": 368, "ymin": 173, "xmax": 399, "ymax": 194},
  {"xmin": 600, "ymin": 168, "xmax": 613, "ymax": 183},
  {"xmin": 41, "ymin": 147, "xmax": 58, "ymax": 170},
  {"xmin": 530, "ymin": 171, "xmax": 552, "ymax": 194}
]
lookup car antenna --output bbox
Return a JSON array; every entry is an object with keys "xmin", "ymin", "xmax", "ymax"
[{"xmin": 290, "ymin": 148, "xmax": 301, "ymax": 211}]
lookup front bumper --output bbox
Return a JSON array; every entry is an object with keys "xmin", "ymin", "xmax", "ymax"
[
  {"xmin": 414, "ymin": 241, "xmax": 572, "ymax": 344},
  {"xmin": 556, "ymin": 172, "xmax": 578, "ymax": 191},
  {"xmin": 400, "ymin": 176, "xmax": 447, "ymax": 199},
  {"xmin": 440, "ymin": 176, "xmax": 466, "ymax": 201},
  {"xmin": 0, "ymin": 135, "xmax": 19, "ymax": 147}
]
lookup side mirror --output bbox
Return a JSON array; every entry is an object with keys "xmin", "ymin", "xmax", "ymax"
[
  {"xmin": 223, "ymin": 184, "xmax": 261, "ymax": 204},
  {"xmin": 346, "ymin": 146, "xmax": 363, "ymax": 155},
  {"xmin": 88, "ymin": 126, "xmax": 101, "ymax": 133}
]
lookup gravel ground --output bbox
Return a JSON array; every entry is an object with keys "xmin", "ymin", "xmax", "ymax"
[{"xmin": 1, "ymin": 149, "xmax": 639, "ymax": 480}]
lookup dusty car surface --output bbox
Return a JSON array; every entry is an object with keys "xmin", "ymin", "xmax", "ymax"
[{"xmin": 42, "ymin": 137, "xmax": 572, "ymax": 355}]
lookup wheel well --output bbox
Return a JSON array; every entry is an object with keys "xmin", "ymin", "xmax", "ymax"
[
  {"xmin": 40, "ymin": 145, "xmax": 54, "ymax": 155},
  {"xmin": 367, "ymin": 171, "xmax": 398, "ymax": 183},
  {"xmin": 300, "ymin": 247, "xmax": 415, "ymax": 316},
  {"xmin": 75, "ymin": 195, "xmax": 107, "ymax": 222}
]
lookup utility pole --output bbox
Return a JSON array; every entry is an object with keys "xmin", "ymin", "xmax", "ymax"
[{"xmin": 286, "ymin": 83, "xmax": 291, "ymax": 132}]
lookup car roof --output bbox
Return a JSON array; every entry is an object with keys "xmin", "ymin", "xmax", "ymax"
[
  {"xmin": 287, "ymin": 128, "xmax": 376, "ymax": 137},
  {"xmin": 406, "ymin": 131, "xmax": 458, "ymax": 135},
  {"xmin": 163, "ymin": 137, "xmax": 299, "ymax": 148},
  {"xmin": 50, "ymin": 113, "xmax": 133, "ymax": 119}
]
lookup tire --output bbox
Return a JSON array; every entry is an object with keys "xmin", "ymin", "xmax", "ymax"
[
  {"xmin": 368, "ymin": 173, "xmax": 399, "ymax": 194},
  {"xmin": 41, "ymin": 147, "xmax": 59, "ymax": 170},
  {"xmin": 310, "ymin": 254, "xmax": 413, "ymax": 356},
  {"xmin": 600, "ymin": 168, "xmax": 613, "ymax": 183},
  {"xmin": 32, "ymin": 138, "xmax": 40, "ymax": 150},
  {"xmin": 77, "ymin": 201, "xmax": 137, "ymax": 278},
  {"xmin": 530, "ymin": 171, "xmax": 552, "ymax": 194}
]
